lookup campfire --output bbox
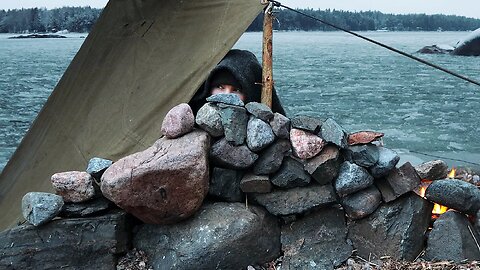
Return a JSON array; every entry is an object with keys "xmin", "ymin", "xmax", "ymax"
[{"xmin": 418, "ymin": 168, "xmax": 458, "ymax": 218}]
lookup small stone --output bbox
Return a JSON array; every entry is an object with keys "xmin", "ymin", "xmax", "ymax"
[
  {"xmin": 195, "ymin": 103, "xmax": 224, "ymax": 137},
  {"xmin": 425, "ymin": 210, "xmax": 480, "ymax": 262},
  {"xmin": 334, "ymin": 161, "xmax": 374, "ymax": 197},
  {"xmin": 320, "ymin": 118, "xmax": 348, "ymax": 149},
  {"xmin": 219, "ymin": 104, "xmax": 248, "ymax": 145},
  {"xmin": 341, "ymin": 186, "xmax": 382, "ymax": 220},
  {"xmin": 210, "ymin": 138, "xmax": 258, "ymax": 169},
  {"xmin": 473, "ymin": 175, "xmax": 480, "ymax": 185},
  {"xmin": 290, "ymin": 128, "xmax": 325, "ymax": 160},
  {"xmin": 246, "ymin": 116, "xmax": 276, "ymax": 152},
  {"xmin": 291, "ymin": 115, "xmax": 323, "ymax": 133},
  {"xmin": 425, "ymin": 179, "xmax": 480, "ymax": 215},
  {"xmin": 59, "ymin": 197, "xmax": 113, "ymax": 218},
  {"xmin": 344, "ymin": 144, "xmax": 379, "ymax": 168},
  {"xmin": 22, "ymin": 192, "xmax": 64, "ymax": 226},
  {"xmin": 271, "ymin": 157, "xmax": 311, "ymax": 188},
  {"xmin": 161, "ymin": 103, "xmax": 194, "ymax": 139},
  {"xmin": 348, "ymin": 131, "xmax": 384, "ymax": 146},
  {"xmin": 245, "ymin": 102, "xmax": 274, "ymax": 122},
  {"xmin": 51, "ymin": 171, "xmax": 96, "ymax": 203},
  {"xmin": 376, "ymin": 162, "xmax": 421, "ymax": 203},
  {"xmin": 270, "ymin": 113, "xmax": 290, "ymax": 139},
  {"xmin": 253, "ymin": 139, "xmax": 291, "ymax": 175},
  {"xmin": 251, "ymin": 185, "xmax": 337, "ymax": 216},
  {"xmin": 414, "ymin": 160, "xmax": 449, "ymax": 181},
  {"xmin": 207, "ymin": 93, "xmax": 245, "ymax": 106},
  {"xmin": 304, "ymin": 145, "xmax": 341, "ymax": 185},
  {"xmin": 86, "ymin": 157, "xmax": 113, "ymax": 180},
  {"xmin": 240, "ymin": 174, "xmax": 272, "ymax": 193},
  {"xmin": 209, "ymin": 167, "xmax": 244, "ymax": 202},
  {"xmin": 369, "ymin": 147, "xmax": 400, "ymax": 178}
]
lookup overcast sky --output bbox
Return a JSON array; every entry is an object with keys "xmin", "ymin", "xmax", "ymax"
[{"xmin": 1, "ymin": 0, "xmax": 479, "ymax": 19}]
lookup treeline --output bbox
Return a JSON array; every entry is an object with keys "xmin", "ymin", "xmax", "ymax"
[
  {"xmin": 2, "ymin": 7, "xmax": 480, "ymax": 34},
  {"xmin": 247, "ymin": 9, "xmax": 480, "ymax": 31},
  {"xmin": 0, "ymin": 7, "xmax": 102, "ymax": 33}
]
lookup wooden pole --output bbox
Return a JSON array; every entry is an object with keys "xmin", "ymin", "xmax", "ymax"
[{"xmin": 261, "ymin": 3, "xmax": 274, "ymax": 108}]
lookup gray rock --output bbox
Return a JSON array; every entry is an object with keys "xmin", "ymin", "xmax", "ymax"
[
  {"xmin": 341, "ymin": 186, "xmax": 382, "ymax": 220},
  {"xmin": 344, "ymin": 144, "xmax": 379, "ymax": 168},
  {"xmin": 281, "ymin": 207, "xmax": 353, "ymax": 270},
  {"xmin": 240, "ymin": 174, "xmax": 272, "ymax": 193},
  {"xmin": 270, "ymin": 112, "xmax": 290, "ymax": 139},
  {"xmin": 320, "ymin": 118, "xmax": 348, "ymax": 149},
  {"xmin": 209, "ymin": 167, "xmax": 244, "ymax": 202},
  {"xmin": 210, "ymin": 138, "xmax": 258, "ymax": 169},
  {"xmin": 425, "ymin": 179, "xmax": 480, "ymax": 215},
  {"xmin": 425, "ymin": 211, "xmax": 480, "ymax": 262},
  {"xmin": 414, "ymin": 160, "xmax": 449, "ymax": 181},
  {"xmin": 219, "ymin": 104, "xmax": 248, "ymax": 146},
  {"xmin": 376, "ymin": 162, "xmax": 421, "ymax": 203},
  {"xmin": 369, "ymin": 147, "xmax": 400, "ymax": 178},
  {"xmin": 22, "ymin": 192, "xmax": 64, "ymax": 226},
  {"xmin": 251, "ymin": 185, "xmax": 337, "ymax": 216},
  {"xmin": 246, "ymin": 116, "xmax": 276, "ymax": 152},
  {"xmin": 305, "ymin": 145, "xmax": 341, "ymax": 185},
  {"xmin": 59, "ymin": 196, "xmax": 113, "ymax": 218},
  {"xmin": 348, "ymin": 193, "xmax": 433, "ymax": 261},
  {"xmin": 133, "ymin": 203, "xmax": 281, "ymax": 270},
  {"xmin": 291, "ymin": 115, "xmax": 323, "ymax": 133},
  {"xmin": 195, "ymin": 103, "xmax": 224, "ymax": 137},
  {"xmin": 0, "ymin": 211, "xmax": 130, "ymax": 270},
  {"xmin": 253, "ymin": 139, "xmax": 291, "ymax": 175},
  {"xmin": 334, "ymin": 161, "xmax": 374, "ymax": 197},
  {"xmin": 86, "ymin": 157, "xmax": 113, "ymax": 180},
  {"xmin": 206, "ymin": 93, "xmax": 245, "ymax": 106},
  {"xmin": 245, "ymin": 102, "xmax": 274, "ymax": 122},
  {"xmin": 271, "ymin": 157, "xmax": 311, "ymax": 188},
  {"xmin": 476, "ymin": 209, "xmax": 480, "ymax": 233}
]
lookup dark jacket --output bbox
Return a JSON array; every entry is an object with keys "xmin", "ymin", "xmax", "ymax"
[{"xmin": 190, "ymin": 49, "xmax": 286, "ymax": 115}]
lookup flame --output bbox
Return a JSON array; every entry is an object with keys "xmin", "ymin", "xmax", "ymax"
[
  {"xmin": 419, "ymin": 186, "xmax": 426, "ymax": 197},
  {"xmin": 432, "ymin": 204, "xmax": 448, "ymax": 215},
  {"xmin": 448, "ymin": 168, "xmax": 456, "ymax": 179},
  {"xmin": 418, "ymin": 180, "xmax": 448, "ymax": 217}
]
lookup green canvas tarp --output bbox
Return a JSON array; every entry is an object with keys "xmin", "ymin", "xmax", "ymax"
[{"xmin": 0, "ymin": 0, "xmax": 263, "ymax": 230}]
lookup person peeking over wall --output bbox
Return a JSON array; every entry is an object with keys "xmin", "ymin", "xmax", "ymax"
[{"xmin": 189, "ymin": 49, "xmax": 286, "ymax": 116}]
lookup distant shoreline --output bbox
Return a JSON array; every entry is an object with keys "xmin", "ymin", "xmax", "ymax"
[{"xmin": 8, "ymin": 34, "xmax": 66, "ymax": 39}]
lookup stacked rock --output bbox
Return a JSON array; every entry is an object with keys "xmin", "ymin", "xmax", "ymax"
[{"xmin": 21, "ymin": 157, "xmax": 114, "ymax": 226}]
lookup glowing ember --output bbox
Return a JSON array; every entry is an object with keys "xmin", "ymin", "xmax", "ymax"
[{"xmin": 447, "ymin": 168, "xmax": 456, "ymax": 179}]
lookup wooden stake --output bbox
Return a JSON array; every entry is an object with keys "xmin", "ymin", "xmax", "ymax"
[{"xmin": 261, "ymin": 3, "xmax": 274, "ymax": 108}]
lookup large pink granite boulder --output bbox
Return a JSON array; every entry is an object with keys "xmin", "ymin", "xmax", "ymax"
[
  {"xmin": 51, "ymin": 171, "xmax": 95, "ymax": 203},
  {"xmin": 290, "ymin": 128, "xmax": 325, "ymax": 160},
  {"xmin": 161, "ymin": 103, "xmax": 195, "ymax": 139},
  {"xmin": 101, "ymin": 130, "xmax": 210, "ymax": 224}
]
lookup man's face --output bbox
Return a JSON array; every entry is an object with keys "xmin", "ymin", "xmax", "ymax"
[{"xmin": 210, "ymin": 84, "xmax": 246, "ymax": 101}]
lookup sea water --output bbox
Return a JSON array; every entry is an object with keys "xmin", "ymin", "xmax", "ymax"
[{"xmin": 0, "ymin": 31, "xmax": 479, "ymax": 172}]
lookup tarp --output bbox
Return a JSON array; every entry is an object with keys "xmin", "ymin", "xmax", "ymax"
[{"xmin": 0, "ymin": 0, "xmax": 263, "ymax": 230}]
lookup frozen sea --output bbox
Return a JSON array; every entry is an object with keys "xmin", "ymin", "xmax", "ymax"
[{"xmin": 0, "ymin": 31, "xmax": 479, "ymax": 172}]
